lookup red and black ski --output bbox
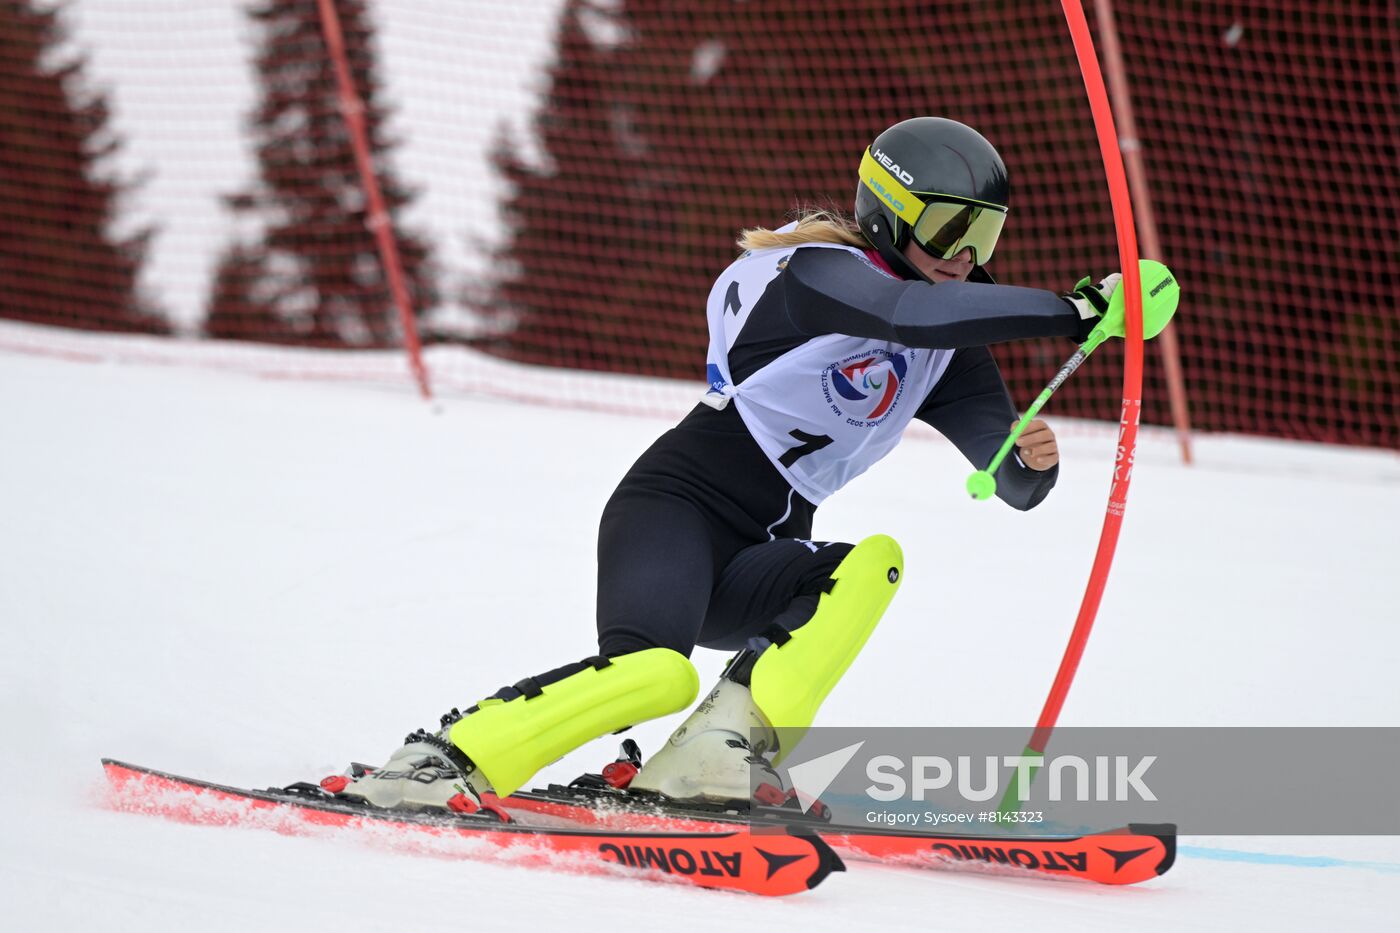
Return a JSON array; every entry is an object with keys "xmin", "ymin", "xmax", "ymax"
[
  {"xmin": 100, "ymin": 759, "xmax": 841, "ymax": 897},
  {"xmin": 500, "ymin": 783, "xmax": 1175, "ymax": 886}
]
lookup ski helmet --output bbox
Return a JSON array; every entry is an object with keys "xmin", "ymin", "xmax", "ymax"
[{"xmin": 854, "ymin": 117, "xmax": 1009, "ymax": 283}]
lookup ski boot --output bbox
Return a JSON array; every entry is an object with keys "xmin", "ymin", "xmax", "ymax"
[
  {"xmin": 627, "ymin": 676, "xmax": 781, "ymax": 803},
  {"xmin": 333, "ymin": 720, "xmax": 493, "ymax": 815}
]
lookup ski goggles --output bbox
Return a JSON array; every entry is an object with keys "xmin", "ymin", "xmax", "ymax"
[{"xmin": 859, "ymin": 148, "xmax": 1008, "ymax": 264}]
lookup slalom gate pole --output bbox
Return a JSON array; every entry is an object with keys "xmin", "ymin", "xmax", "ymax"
[
  {"xmin": 316, "ymin": 0, "xmax": 433, "ymax": 401},
  {"xmin": 998, "ymin": 0, "xmax": 1147, "ymax": 815}
]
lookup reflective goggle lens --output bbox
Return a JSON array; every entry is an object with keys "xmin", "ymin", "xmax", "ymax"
[{"xmin": 910, "ymin": 198, "xmax": 1007, "ymax": 265}]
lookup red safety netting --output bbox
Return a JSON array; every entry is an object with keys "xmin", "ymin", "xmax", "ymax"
[{"xmin": 0, "ymin": 1, "xmax": 1395, "ymax": 446}]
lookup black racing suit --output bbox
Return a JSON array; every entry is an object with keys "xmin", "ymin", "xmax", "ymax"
[{"xmin": 596, "ymin": 247, "xmax": 1087, "ymax": 659}]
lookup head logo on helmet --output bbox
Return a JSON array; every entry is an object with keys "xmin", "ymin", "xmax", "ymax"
[
  {"xmin": 865, "ymin": 174, "xmax": 907, "ymax": 216},
  {"xmin": 871, "ymin": 148, "xmax": 915, "ymax": 186},
  {"xmin": 855, "ymin": 117, "xmax": 1010, "ymax": 284}
]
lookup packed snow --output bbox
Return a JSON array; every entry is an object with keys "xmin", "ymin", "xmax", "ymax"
[{"xmin": 2, "ymin": 330, "xmax": 1397, "ymax": 930}]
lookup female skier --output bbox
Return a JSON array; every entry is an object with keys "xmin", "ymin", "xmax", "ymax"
[{"xmin": 340, "ymin": 117, "xmax": 1127, "ymax": 811}]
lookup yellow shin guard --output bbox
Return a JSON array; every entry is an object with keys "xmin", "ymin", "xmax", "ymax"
[
  {"xmin": 748, "ymin": 534, "xmax": 903, "ymax": 762},
  {"xmin": 449, "ymin": 647, "xmax": 699, "ymax": 796}
]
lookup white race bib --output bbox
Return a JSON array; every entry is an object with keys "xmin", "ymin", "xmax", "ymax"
[{"xmin": 701, "ymin": 239, "xmax": 952, "ymax": 505}]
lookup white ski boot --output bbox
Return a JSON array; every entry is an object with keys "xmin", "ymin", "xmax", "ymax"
[
  {"xmin": 628, "ymin": 678, "xmax": 782, "ymax": 804},
  {"xmin": 336, "ymin": 727, "xmax": 492, "ymax": 813}
]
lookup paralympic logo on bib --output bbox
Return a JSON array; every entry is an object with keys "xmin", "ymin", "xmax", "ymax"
[{"xmin": 821, "ymin": 349, "xmax": 911, "ymax": 425}]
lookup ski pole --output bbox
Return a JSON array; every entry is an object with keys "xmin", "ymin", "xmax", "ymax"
[
  {"xmin": 964, "ymin": 329, "xmax": 1108, "ymax": 501},
  {"xmin": 965, "ymin": 258, "xmax": 1178, "ymax": 502}
]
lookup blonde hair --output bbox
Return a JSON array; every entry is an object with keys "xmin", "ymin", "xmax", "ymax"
[{"xmin": 736, "ymin": 208, "xmax": 868, "ymax": 253}]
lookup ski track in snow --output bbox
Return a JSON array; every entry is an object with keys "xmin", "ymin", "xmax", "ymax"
[{"xmin": 2, "ymin": 348, "xmax": 1398, "ymax": 931}]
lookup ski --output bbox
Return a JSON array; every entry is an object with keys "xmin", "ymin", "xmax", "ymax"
[
  {"xmin": 100, "ymin": 759, "xmax": 841, "ymax": 897},
  {"xmin": 500, "ymin": 781, "xmax": 1175, "ymax": 886}
]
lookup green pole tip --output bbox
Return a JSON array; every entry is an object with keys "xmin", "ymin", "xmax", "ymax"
[
  {"xmin": 966, "ymin": 470, "xmax": 997, "ymax": 501},
  {"xmin": 1138, "ymin": 258, "xmax": 1181, "ymax": 339},
  {"xmin": 1096, "ymin": 258, "xmax": 1182, "ymax": 341}
]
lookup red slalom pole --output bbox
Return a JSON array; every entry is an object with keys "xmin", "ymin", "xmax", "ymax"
[{"xmin": 1001, "ymin": 0, "xmax": 1147, "ymax": 810}]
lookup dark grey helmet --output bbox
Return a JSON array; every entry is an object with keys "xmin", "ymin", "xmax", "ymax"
[{"xmin": 854, "ymin": 117, "xmax": 1009, "ymax": 283}]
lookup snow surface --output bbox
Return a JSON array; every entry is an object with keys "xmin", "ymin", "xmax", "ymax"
[{"xmin": 2, "ymin": 342, "xmax": 1399, "ymax": 930}]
